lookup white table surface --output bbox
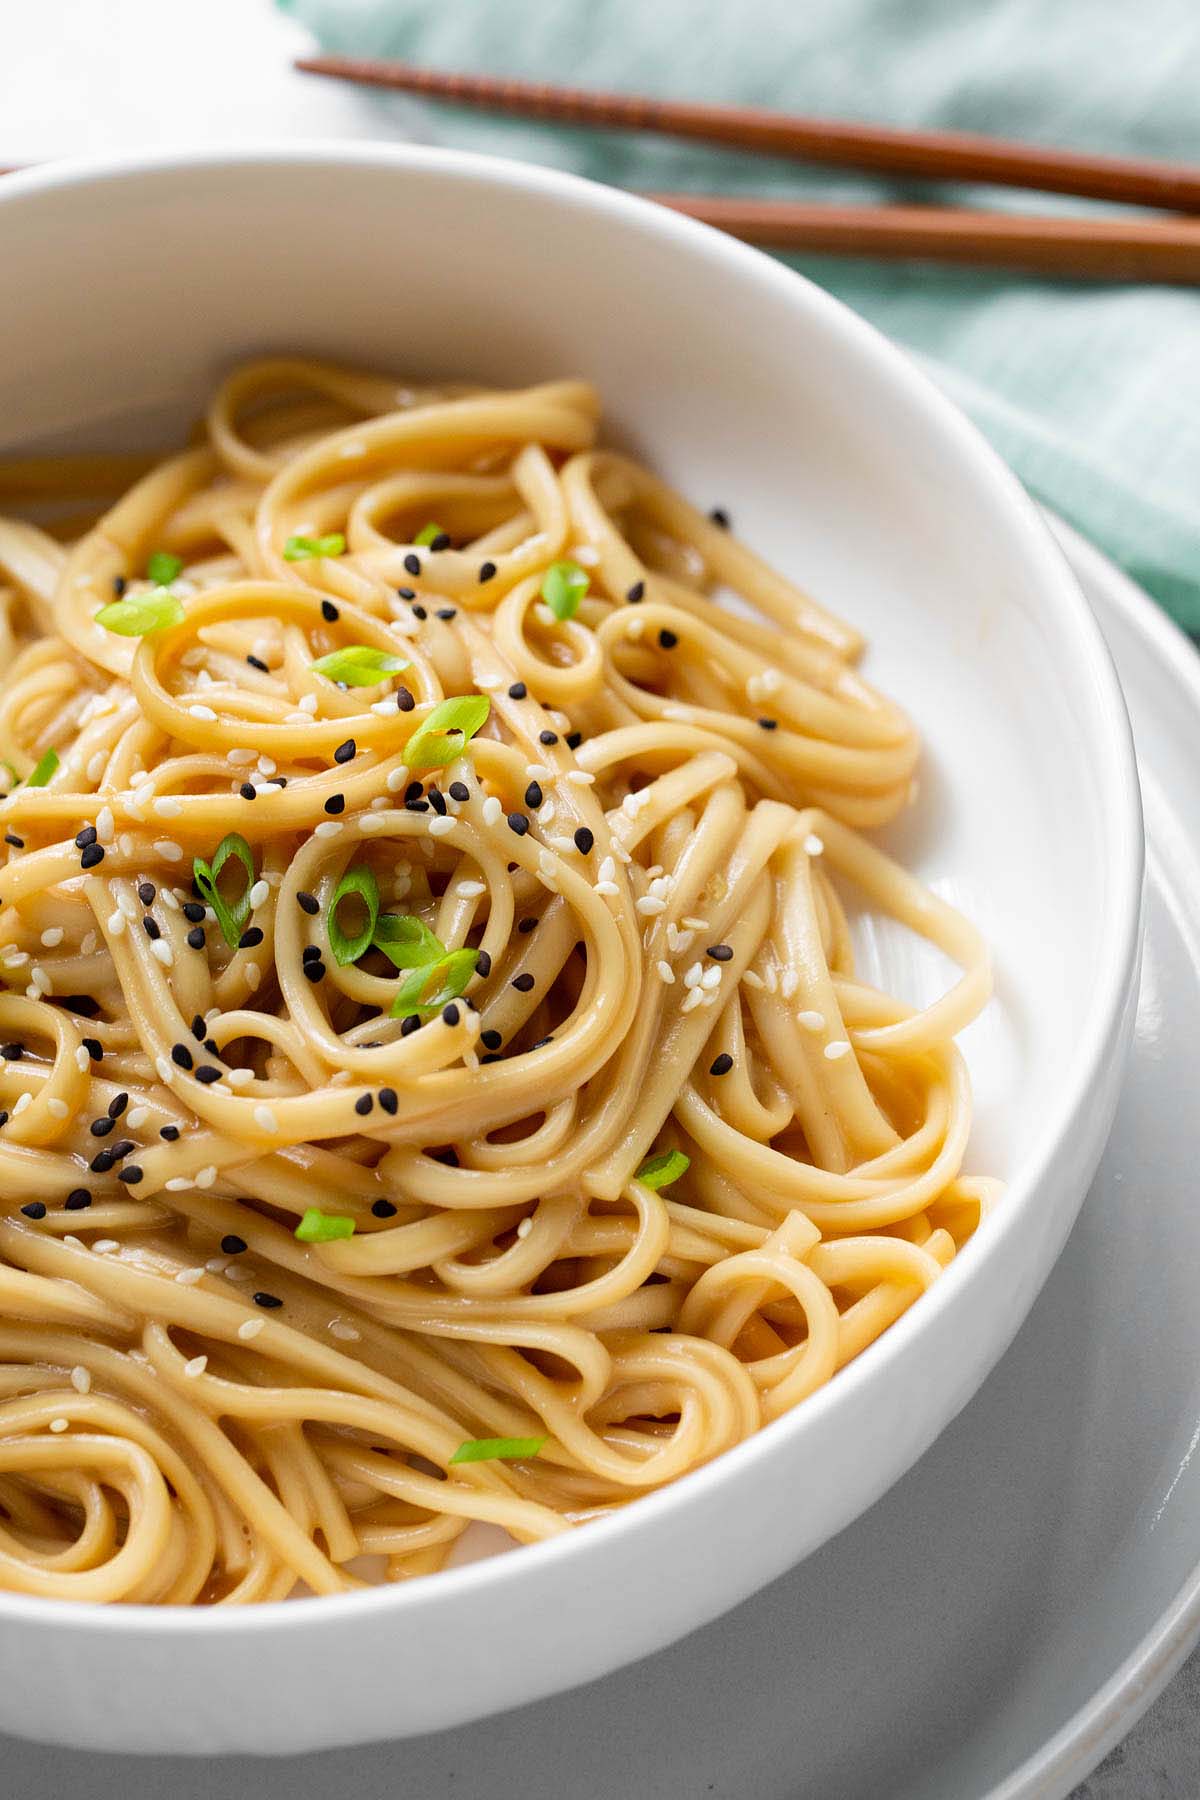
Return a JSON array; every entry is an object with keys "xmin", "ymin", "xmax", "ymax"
[{"xmin": 1, "ymin": 5, "xmax": 1197, "ymax": 1793}]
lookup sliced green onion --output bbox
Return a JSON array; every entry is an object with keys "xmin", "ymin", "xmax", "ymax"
[
  {"xmin": 327, "ymin": 865, "xmax": 380, "ymax": 967},
  {"xmin": 540, "ymin": 560, "xmax": 589, "ymax": 622},
  {"xmin": 310, "ymin": 645, "xmax": 410, "ymax": 687},
  {"xmin": 372, "ymin": 912, "xmax": 445, "ymax": 971},
  {"xmin": 146, "ymin": 551, "xmax": 183, "ymax": 586},
  {"xmin": 193, "ymin": 832, "xmax": 255, "ymax": 948},
  {"xmin": 403, "ymin": 695, "xmax": 490, "ymax": 771},
  {"xmin": 25, "ymin": 749, "xmax": 59, "ymax": 789},
  {"xmin": 413, "ymin": 521, "xmax": 445, "ymax": 547},
  {"xmin": 634, "ymin": 1149, "xmax": 690, "ymax": 1191},
  {"xmin": 283, "ymin": 533, "xmax": 346, "ymax": 562},
  {"xmin": 388, "ymin": 947, "xmax": 479, "ymax": 1020},
  {"xmin": 449, "ymin": 1435, "xmax": 547, "ymax": 1465},
  {"xmin": 295, "ymin": 1208, "xmax": 356, "ymax": 1244},
  {"xmin": 95, "ymin": 590, "xmax": 184, "ymax": 637}
]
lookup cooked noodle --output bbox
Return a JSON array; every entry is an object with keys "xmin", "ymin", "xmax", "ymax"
[{"xmin": 0, "ymin": 360, "xmax": 996, "ymax": 1603}]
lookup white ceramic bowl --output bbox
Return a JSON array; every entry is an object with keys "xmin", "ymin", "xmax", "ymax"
[{"xmin": 0, "ymin": 144, "xmax": 1142, "ymax": 1755}]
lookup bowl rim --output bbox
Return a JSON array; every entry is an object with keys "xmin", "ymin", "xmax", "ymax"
[{"xmin": 0, "ymin": 138, "xmax": 1145, "ymax": 1636}]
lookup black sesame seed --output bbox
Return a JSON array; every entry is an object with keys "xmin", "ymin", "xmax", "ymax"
[
  {"xmin": 709, "ymin": 507, "xmax": 731, "ymax": 529},
  {"xmin": 90, "ymin": 1149, "xmax": 116, "ymax": 1173},
  {"xmin": 354, "ymin": 1093, "xmax": 373, "ymax": 1116},
  {"xmin": 435, "ymin": 606, "xmax": 457, "ymax": 621},
  {"xmin": 481, "ymin": 1029, "xmax": 502, "ymax": 1050},
  {"xmin": 247, "ymin": 654, "xmax": 270, "ymax": 672},
  {"xmin": 253, "ymin": 1291, "xmax": 283, "ymax": 1309},
  {"xmin": 524, "ymin": 781, "xmax": 543, "ymax": 809},
  {"xmin": 334, "ymin": 738, "xmax": 356, "ymax": 764},
  {"xmin": 480, "ymin": 1052, "xmax": 502, "ymax": 1064},
  {"xmin": 539, "ymin": 730, "xmax": 559, "ymax": 746},
  {"xmin": 118, "ymin": 1166, "xmax": 143, "ymax": 1185},
  {"xmin": 378, "ymin": 1087, "xmax": 398, "ymax": 1115},
  {"xmin": 159, "ymin": 1125, "xmax": 181, "ymax": 1142},
  {"xmin": 221, "ymin": 1234, "xmax": 248, "ymax": 1255},
  {"xmin": 4, "ymin": 834, "xmax": 24, "ymax": 849},
  {"xmin": 404, "ymin": 781, "xmax": 424, "ymax": 803},
  {"xmin": 89, "ymin": 1114, "xmax": 115, "ymax": 1138},
  {"xmin": 400, "ymin": 1014, "xmax": 421, "ymax": 1037},
  {"xmin": 411, "ymin": 604, "xmax": 427, "ymax": 621},
  {"xmin": 517, "ymin": 915, "xmax": 538, "ymax": 934},
  {"xmin": 137, "ymin": 880, "xmax": 156, "ymax": 905},
  {"xmin": 80, "ymin": 844, "xmax": 104, "ymax": 868},
  {"xmin": 507, "ymin": 861, "xmax": 518, "ymax": 873},
  {"xmin": 530, "ymin": 1036, "xmax": 554, "ymax": 1051},
  {"xmin": 182, "ymin": 902, "xmax": 206, "ymax": 923},
  {"xmin": 758, "ymin": 717, "xmax": 778, "ymax": 731},
  {"xmin": 396, "ymin": 686, "xmax": 415, "ymax": 712},
  {"xmin": 65, "ymin": 1189, "xmax": 92, "ymax": 1211},
  {"xmin": 186, "ymin": 927, "xmax": 206, "ymax": 950},
  {"xmin": 371, "ymin": 1198, "xmax": 398, "ymax": 1218},
  {"xmin": 507, "ymin": 682, "xmax": 527, "ymax": 700},
  {"xmin": 658, "ymin": 629, "xmax": 678, "ymax": 649},
  {"xmin": 238, "ymin": 927, "xmax": 264, "ymax": 950},
  {"xmin": 324, "ymin": 794, "xmax": 345, "ymax": 815},
  {"xmin": 403, "ymin": 553, "xmax": 421, "ymax": 577},
  {"xmin": 271, "ymin": 776, "xmax": 288, "ymax": 788},
  {"xmin": 321, "ymin": 599, "xmax": 339, "ymax": 622},
  {"xmin": 195, "ymin": 1066, "xmax": 222, "ymax": 1084},
  {"xmin": 475, "ymin": 950, "xmax": 492, "ymax": 978},
  {"xmin": 512, "ymin": 973, "xmax": 535, "ymax": 993},
  {"xmin": 574, "ymin": 827, "xmax": 595, "ymax": 855},
  {"xmin": 507, "ymin": 811, "xmax": 530, "ymax": 836},
  {"xmin": 478, "ymin": 560, "xmax": 497, "ymax": 583},
  {"xmin": 0, "ymin": 1043, "xmax": 23, "ymax": 1061},
  {"xmin": 142, "ymin": 916, "xmax": 161, "ymax": 940},
  {"xmin": 430, "ymin": 532, "xmax": 452, "ymax": 553},
  {"xmin": 626, "ymin": 581, "xmax": 645, "ymax": 603},
  {"xmin": 239, "ymin": 782, "xmax": 257, "ymax": 801},
  {"xmin": 404, "ymin": 800, "xmax": 429, "ymax": 814},
  {"xmin": 297, "ymin": 891, "xmax": 319, "ymax": 916},
  {"xmin": 110, "ymin": 1141, "xmax": 134, "ymax": 1160},
  {"xmin": 428, "ymin": 786, "xmax": 447, "ymax": 816},
  {"xmin": 108, "ymin": 1092, "xmax": 128, "ymax": 1118},
  {"xmin": 20, "ymin": 1201, "xmax": 46, "ymax": 1219},
  {"xmin": 82, "ymin": 1038, "xmax": 103, "ymax": 1062},
  {"xmin": 302, "ymin": 944, "xmax": 322, "ymax": 965},
  {"xmin": 565, "ymin": 731, "xmax": 582, "ymax": 750},
  {"xmin": 303, "ymin": 960, "xmax": 326, "ymax": 983},
  {"xmin": 76, "ymin": 826, "xmax": 98, "ymax": 850},
  {"xmin": 112, "ymin": 575, "xmax": 127, "ymax": 597},
  {"xmin": 710, "ymin": 1053, "xmax": 734, "ymax": 1077},
  {"xmin": 204, "ymin": 1039, "xmax": 219, "ymax": 1057},
  {"xmin": 448, "ymin": 781, "xmax": 470, "ymax": 803},
  {"xmin": 396, "ymin": 586, "xmax": 416, "ymax": 601},
  {"xmin": 706, "ymin": 944, "xmax": 734, "ymax": 962},
  {"xmin": 442, "ymin": 1003, "xmax": 460, "ymax": 1027},
  {"xmin": 171, "ymin": 1043, "xmax": 194, "ymax": 1070}
]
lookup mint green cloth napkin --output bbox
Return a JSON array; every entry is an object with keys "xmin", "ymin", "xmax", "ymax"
[{"xmin": 281, "ymin": 0, "xmax": 1200, "ymax": 628}]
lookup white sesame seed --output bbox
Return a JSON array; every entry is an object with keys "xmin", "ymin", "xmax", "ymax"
[
  {"xmin": 195, "ymin": 1166, "xmax": 217, "ymax": 1189},
  {"xmin": 159, "ymin": 887, "xmax": 179, "ymax": 910},
  {"xmin": 40, "ymin": 927, "xmax": 64, "ymax": 948},
  {"xmin": 188, "ymin": 704, "xmax": 218, "ymax": 722},
  {"xmin": 683, "ymin": 962, "xmax": 704, "ymax": 989},
  {"xmin": 155, "ymin": 1056, "xmax": 174, "ymax": 1084},
  {"xmin": 594, "ymin": 881, "xmax": 619, "ymax": 897},
  {"xmin": 636, "ymin": 896, "xmax": 666, "ymax": 917},
  {"xmin": 428, "ymin": 816, "xmax": 455, "ymax": 837},
  {"xmin": 597, "ymin": 856, "xmax": 616, "ymax": 885},
  {"xmin": 133, "ymin": 779, "xmax": 156, "ymax": 806},
  {"xmin": 567, "ymin": 543, "xmax": 599, "ymax": 566},
  {"xmin": 70, "ymin": 1366, "xmax": 91, "ymax": 1394},
  {"xmin": 763, "ymin": 965, "xmax": 779, "ymax": 994},
  {"xmin": 516, "ymin": 1215, "xmax": 534, "ymax": 1239},
  {"xmin": 329, "ymin": 1069, "xmax": 353, "ymax": 1087},
  {"xmin": 537, "ymin": 800, "xmax": 556, "ymax": 826},
  {"xmin": 824, "ymin": 1040, "xmax": 852, "ymax": 1061},
  {"xmin": 548, "ymin": 835, "xmax": 575, "ymax": 854},
  {"xmin": 228, "ymin": 1068, "xmax": 254, "ymax": 1088},
  {"xmin": 456, "ymin": 880, "xmax": 486, "ymax": 897},
  {"xmin": 700, "ymin": 965, "xmax": 722, "ymax": 990},
  {"xmin": 95, "ymin": 806, "xmax": 115, "ymax": 844},
  {"xmin": 175, "ymin": 1266, "xmax": 206, "ymax": 1286},
  {"xmin": 327, "ymin": 1320, "xmax": 361, "ymax": 1342},
  {"xmin": 798, "ymin": 1010, "xmax": 825, "ymax": 1031},
  {"xmin": 743, "ymin": 970, "xmax": 766, "ymax": 991},
  {"xmin": 386, "ymin": 766, "xmax": 409, "ymax": 793},
  {"xmin": 243, "ymin": 961, "xmax": 261, "ymax": 988},
  {"xmin": 371, "ymin": 697, "xmax": 398, "ymax": 716},
  {"xmin": 249, "ymin": 880, "xmax": 269, "ymax": 908},
  {"xmin": 206, "ymin": 1258, "xmax": 228, "ymax": 1275},
  {"xmin": 127, "ymin": 1106, "xmax": 149, "ymax": 1128},
  {"xmin": 86, "ymin": 752, "xmax": 106, "ymax": 783},
  {"xmin": 74, "ymin": 1046, "xmax": 91, "ymax": 1073},
  {"xmin": 257, "ymin": 756, "xmax": 276, "ymax": 776},
  {"xmin": 803, "ymin": 834, "xmax": 824, "ymax": 857},
  {"xmin": 46, "ymin": 1098, "xmax": 69, "ymax": 1119},
  {"xmin": 1, "ymin": 950, "xmax": 28, "ymax": 968},
  {"xmin": 314, "ymin": 821, "xmax": 342, "ymax": 839},
  {"xmin": 253, "ymin": 1105, "xmax": 277, "ymax": 1134},
  {"xmin": 62, "ymin": 1235, "xmax": 85, "ymax": 1250},
  {"xmin": 525, "ymin": 763, "xmax": 550, "ymax": 783},
  {"xmin": 238, "ymin": 1317, "xmax": 265, "ymax": 1340},
  {"xmin": 154, "ymin": 795, "xmax": 183, "ymax": 818},
  {"xmin": 154, "ymin": 840, "xmax": 184, "ymax": 862},
  {"xmin": 13, "ymin": 1093, "xmax": 31, "ymax": 1116},
  {"xmin": 656, "ymin": 959, "xmax": 676, "ymax": 984},
  {"xmin": 49, "ymin": 1417, "xmax": 69, "ymax": 1433},
  {"xmin": 359, "ymin": 813, "xmax": 386, "ymax": 833},
  {"xmin": 566, "ymin": 770, "xmax": 595, "ymax": 786},
  {"xmin": 482, "ymin": 795, "xmax": 503, "ymax": 826},
  {"xmin": 164, "ymin": 1177, "xmax": 191, "ymax": 1192},
  {"xmin": 227, "ymin": 748, "xmax": 255, "ymax": 766},
  {"xmin": 183, "ymin": 1354, "xmax": 208, "ymax": 1378},
  {"xmin": 648, "ymin": 876, "xmax": 672, "ymax": 899},
  {"xmin": 680, "ymin": 988, "xmax": 705, "ymax": 1014},
  {"xmin": 117, "ymin": 890, "xmax": 138, "ymax": 919},
  {"xmin": 371, "ymin": 795, "xmax": 390, "ymax": 810},
  {"xmin": 780, "ymin": 970, "xmax": 800, "ymax": 999},
  {"xmin": 151, "ymin": 939, "xmax": 174, "ymax": 968},
  {"xmin": 299, "ymin": 694, "xmax": 318, "ymax": 715}
]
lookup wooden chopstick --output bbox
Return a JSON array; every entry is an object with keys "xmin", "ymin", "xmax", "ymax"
[
  {"xmin": 295, "ymin": 55, "xmax": 1200, "ymax": 214},
  {"xmin": 651, "ymin": 195, "xmax": 1200, "ymax": 282}
]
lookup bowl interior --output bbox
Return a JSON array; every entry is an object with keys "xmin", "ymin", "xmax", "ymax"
[{"xmin": 0, "ymin": 148, "xmax": 1124, "ymax": 1193}]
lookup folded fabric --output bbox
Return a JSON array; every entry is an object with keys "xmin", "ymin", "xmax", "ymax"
[{"xmin": 281, "ymin": 0, "xmax": 1200, "ymax": 627}]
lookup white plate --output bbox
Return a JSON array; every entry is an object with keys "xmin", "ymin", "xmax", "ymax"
[{"xmin": 0, "ymin": 514, "xmax": 1189, "ymax": 1796}]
